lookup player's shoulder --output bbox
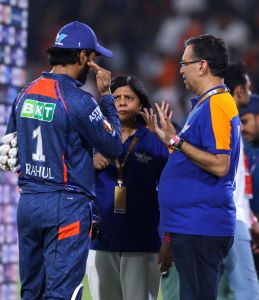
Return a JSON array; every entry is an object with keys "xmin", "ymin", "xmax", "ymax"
[
  {"xmin": 210, "ymin": 92, "xmax": 238, "ymax": 119},
  {"xmin": 62, "ymin": 81, "xmax": 97, "ymax": 105}
]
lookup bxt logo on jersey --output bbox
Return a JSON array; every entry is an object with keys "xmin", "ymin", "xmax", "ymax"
[
  {"xmin": 55, "ymin": 33, "xmax": 67, "ymax": 46},
  {"xmin": 20, "ymin": 99, "xmax": 56, "ymax": 122}
]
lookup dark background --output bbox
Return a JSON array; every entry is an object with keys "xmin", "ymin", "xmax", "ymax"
[{"xmin": 27, "ymin": 0, "xmax": 259, "ymax": 126}]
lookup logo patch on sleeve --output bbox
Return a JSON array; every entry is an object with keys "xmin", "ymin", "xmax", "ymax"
[
  {"xmin": 21, "ymin": 99, "xmax": 56, "ymax": 122},
  {"xmin": 89, "ymin": 106, "xmax": 103, "ymax": 122}
]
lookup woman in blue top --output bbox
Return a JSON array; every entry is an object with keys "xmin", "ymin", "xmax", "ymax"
[{"xmin": 86, "ymin": 75, "xmax": 169, "ymax": 300}]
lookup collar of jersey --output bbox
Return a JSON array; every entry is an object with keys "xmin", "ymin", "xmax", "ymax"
[
  {"xmin": 41, "ymin": 72, "xmax": 83, "ymax": 87},
  {"xmin": 190, "ymin": 84, "xmax": 227, "ymax": 109}
]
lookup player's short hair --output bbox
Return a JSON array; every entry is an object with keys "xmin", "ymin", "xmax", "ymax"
[
  {"xmin": 111, "ymin": 75, "xmax": 151, "ymax": 124},
  {"xmin": 46, "ymin": 47, "xmax": 94, "ymax": 66},
  {"xmin": 185, "ymin": 34, "xmax": 228, "ymax": 78},
  {"xmin": 224, "ymin": 62, "xmax": 248, "ymax": 94}
]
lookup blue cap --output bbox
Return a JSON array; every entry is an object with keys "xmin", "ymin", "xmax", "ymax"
[
  {"xmin": 239, "ymin": 94, "xmax": 259, "ymax": 117},
  {"xmin": 53, "ymin": 21, "xmax": 113, "ymax": 58}
]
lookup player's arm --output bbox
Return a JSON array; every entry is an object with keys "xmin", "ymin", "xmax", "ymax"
[
  {"xmin": 68, "ymin": 93, "xmax": 121, "ymax": 158},
  {"xmin": 177, "ymin": 142, "xmax": 230, "ymax": 177}
]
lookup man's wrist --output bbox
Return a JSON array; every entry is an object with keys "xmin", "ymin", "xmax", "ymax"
[
  {"xmin": 174, "ymin": 138, "xmax": 184, "ymax": 151},
  {"xmin": 163, "ymin": 232, "xmax": 171, "ymax": 244},
  {"xmin": 168, "ymin": 135, "xmax": 180, "ymax": 149}
]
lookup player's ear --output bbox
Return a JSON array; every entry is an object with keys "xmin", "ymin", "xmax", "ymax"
[{"xmin": 78, "ymin": 50, "xmax": 87, "ymax": 66}]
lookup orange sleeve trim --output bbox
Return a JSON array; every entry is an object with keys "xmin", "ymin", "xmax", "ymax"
[
  {"xmin": 56, "ymin": 81, "xmax": 68, "ymax": 113},
  {"xmin": 58, "ymin": 221, "xmax": 80, "ymax": 240},
  {"xmin": 167, "ymin": 146, "xmax": 173, "ymax": 154},
  {"xmin": 27, "ymin": 78, "xmax": 58, "ymax": 99},
  {"xmin": 210, "ymin": 93, "xmax": 238, "ymax": 150},
  {"xmin": 62, "ymin": 153, "xmax": 68, "ymax": 184}
]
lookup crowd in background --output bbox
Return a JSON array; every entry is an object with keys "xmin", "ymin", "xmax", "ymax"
[
  {"xmin": 27, "ymin": 0, "xmax": 259, "ymax": 127},
  {"xmin": 2, "ymin": 1, "xmax": 259, "ymax": 299}
]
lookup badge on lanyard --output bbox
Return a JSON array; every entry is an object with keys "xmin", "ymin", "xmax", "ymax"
[
  {"xmin": 114, "ymin": 185, "xmax": 126, "ymax": 213},
  {"xmin": 114, "ymin": 136, "xmax": 138, "ymax": 214}
]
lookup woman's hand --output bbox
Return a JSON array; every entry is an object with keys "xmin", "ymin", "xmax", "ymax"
[{"xmin": 93, "ymin": 152, "xmax": 111, "ymax": 170}]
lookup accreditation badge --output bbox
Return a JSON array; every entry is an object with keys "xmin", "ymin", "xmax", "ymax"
[{"xmin": 114, "ymin": 185, "xmax": 126, "ymax": 214}]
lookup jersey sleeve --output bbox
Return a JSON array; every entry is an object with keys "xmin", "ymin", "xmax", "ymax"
[
  {"xmin": 68, "ymin": 92, "xmax": 122, "ymax": 158},
  {"xmin": 201, "ymin": 93, "xmax": 239, "ymax": 154}
]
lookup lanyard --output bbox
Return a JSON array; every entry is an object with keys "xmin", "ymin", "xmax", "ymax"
[
  {"xmin": 115, "ymin": 136, "xmax": 138, "ymax": 186},
  {"xmin": 180, "ymin": 87, "xmax": 229, "ymax": 136}
]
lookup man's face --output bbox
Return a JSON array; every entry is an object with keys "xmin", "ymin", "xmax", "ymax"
[
  {"xmin": 77, "ymin": 51, "xmax": 96, "ymax": 83},
  {"xmin": 241, "ymin": 113, "xmax": 259, "ymax": 143},
  {"xmin": 180, "ymin": 45, "xmax": 201, "ymax": 94},
  {"xmin": 77, "ymin": 63, "xmax": 90, "ymax": 83}
]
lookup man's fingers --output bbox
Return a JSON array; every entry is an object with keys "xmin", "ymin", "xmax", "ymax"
[
  {"xmin": 163, "ymin": 102, "xmax": 169, "ymax": 116},
  {"xmin": 155, "ymin": 103, "xmax": 166, "ymax": 122},
  {"xmin": 168, "ymin": 110, "xmax": 173, "ymax": 120},
  {"xmin": 161, "ymin": 101, "xmax": 165, "ymax": 111},
  {"xmin": 87, "ymin": 61, "xmax": 102, "ymax": 73}
]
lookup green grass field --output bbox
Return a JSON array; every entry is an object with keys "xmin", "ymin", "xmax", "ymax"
[
  {"xmin": 82, "ymin": 276, "xmax": 163, "ymax": 300},
  {"xmin": 19, "ymin": 276, "xmax": 163, "ymax": 299}
]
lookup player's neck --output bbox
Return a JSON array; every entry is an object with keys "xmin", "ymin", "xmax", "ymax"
[
  {"xmin": 121, "ymin": 122, "xmax": 138, "ymax": 143},
  {"xmin": 50, "ymin": 64, "xmax": 79, "ymax": 80}
]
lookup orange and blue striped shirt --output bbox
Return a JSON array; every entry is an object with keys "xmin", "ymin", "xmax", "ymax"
[{"xmin": 159, "ymin": 85, "xmax": 240, "ymax": 236}]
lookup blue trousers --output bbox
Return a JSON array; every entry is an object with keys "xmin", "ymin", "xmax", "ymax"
[
  {"xmin": 171, "ymin": 233, "xmax": 233, "ymax": 300},
  {"xmin": 224, "ymin": 220, "xmax": 259, "ymax": 300},
  {"xmin": 17, "ymin": 191, "xmax": 92, "ymax": 300}
]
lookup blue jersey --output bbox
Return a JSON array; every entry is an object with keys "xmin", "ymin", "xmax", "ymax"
[
  {"xmin": 90, "ymin": 126, "xmax": 169, "ymax": 252},
  {"xmin": 159, "ymin": 85, "xmax": 240, "ymax": 236},
  {"xmin": 6, "ymin": 72, "xmax": 122, "ymax": 197}
]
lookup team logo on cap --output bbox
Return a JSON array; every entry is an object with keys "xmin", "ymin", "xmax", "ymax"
[{"xmin": 55, "ymin": 33, "xmax": 67, "ymax": 46}]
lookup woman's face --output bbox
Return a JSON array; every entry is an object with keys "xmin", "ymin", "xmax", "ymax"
[{"xmin": 113, "ymin": 85, "xmax": 142, "ymax": 124}]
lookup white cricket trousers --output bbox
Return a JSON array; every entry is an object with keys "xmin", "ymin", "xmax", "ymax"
[{"xmin": 86, "ymin": 250, "xmax": 160, "ymax": 300}]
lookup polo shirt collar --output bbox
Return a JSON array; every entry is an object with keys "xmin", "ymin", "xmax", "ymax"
[
  {"xmin": 41, "ymin": 72, "xmax": 83, "ymax": 87},
  {"xmin": 190, "ymin": 84, "xmax": 227, "ymax": 109}
]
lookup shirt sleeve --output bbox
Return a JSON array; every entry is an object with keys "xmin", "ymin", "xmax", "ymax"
[
  {"xmin": 67, "ymin": 92, "xmax": 122, "ymax": 158},
  {"xmin": 200, "ymin": 93, "xmax": 239, "ymax": 154}
]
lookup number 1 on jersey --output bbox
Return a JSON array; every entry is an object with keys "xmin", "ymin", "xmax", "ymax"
[{"xmin": 32, "ymin": 126, "xmax": 46, "ymax": 162}]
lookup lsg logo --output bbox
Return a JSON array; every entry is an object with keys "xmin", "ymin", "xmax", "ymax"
[{"xmin": 20, "ymin": 99, "xmax": 56, "ymax": 122}]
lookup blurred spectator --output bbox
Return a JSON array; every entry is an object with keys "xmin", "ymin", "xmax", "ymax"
[
  {"xmin": 220, "ymin": 62, "xmax": 259, "ymax": 300},
  {"xmin": 205, "ymin": 5, "xmax": 250, "ymax": 57},
  {"xmin": 240, "ymin": 94, "xmax": 259, "ymax": 277}
]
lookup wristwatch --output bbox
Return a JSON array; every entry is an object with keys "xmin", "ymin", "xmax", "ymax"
[{"xmin": 173, "ymin": 138, "xmax": 184, "ymax": 151}]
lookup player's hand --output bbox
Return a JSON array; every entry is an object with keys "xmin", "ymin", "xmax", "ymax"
[
  {"xmin": 87, "ymin": 61, "xmax": 111, "ymax": 95},
  {"xmin": 158, "ymin": 241, "xmax": 173, "ymax": 273},
  {"xmin": 93, "ymin": 152, "xmax": 111, "ymax": 170}
]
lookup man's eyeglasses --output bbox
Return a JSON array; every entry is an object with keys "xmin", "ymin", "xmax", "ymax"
[{"xmin": 179, "ymin": 60, "xmax": 201, "ymax": 67}]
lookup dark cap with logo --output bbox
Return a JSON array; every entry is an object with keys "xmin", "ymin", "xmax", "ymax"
[
  {"xmin": 239, "ymin": 94, "xmax": 259, "ymax": 117},
  {"xmin": 53, "ymin": 21, "xmax": 113, "ymax": 58}
]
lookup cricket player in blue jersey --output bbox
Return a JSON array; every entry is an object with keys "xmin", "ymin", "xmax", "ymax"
[{"xmin": 2, "ymin": 21, "xmax": 122, "ymax": 300}]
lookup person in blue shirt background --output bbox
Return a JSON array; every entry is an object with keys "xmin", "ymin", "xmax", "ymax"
[
  {"xmin": 1, "ymin": 21, "xmax": 122, "ymax": 300},
  {"xmin": 240, "ymin": 94, "xmax": 259, "ymax": 278},
  {"xmin": 240, "ymin": 94, "xmax": 259, "ymax": 219},
  {"xmin": 86, "ymin": 75, "xmax": 169, "ymax": 300}
]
